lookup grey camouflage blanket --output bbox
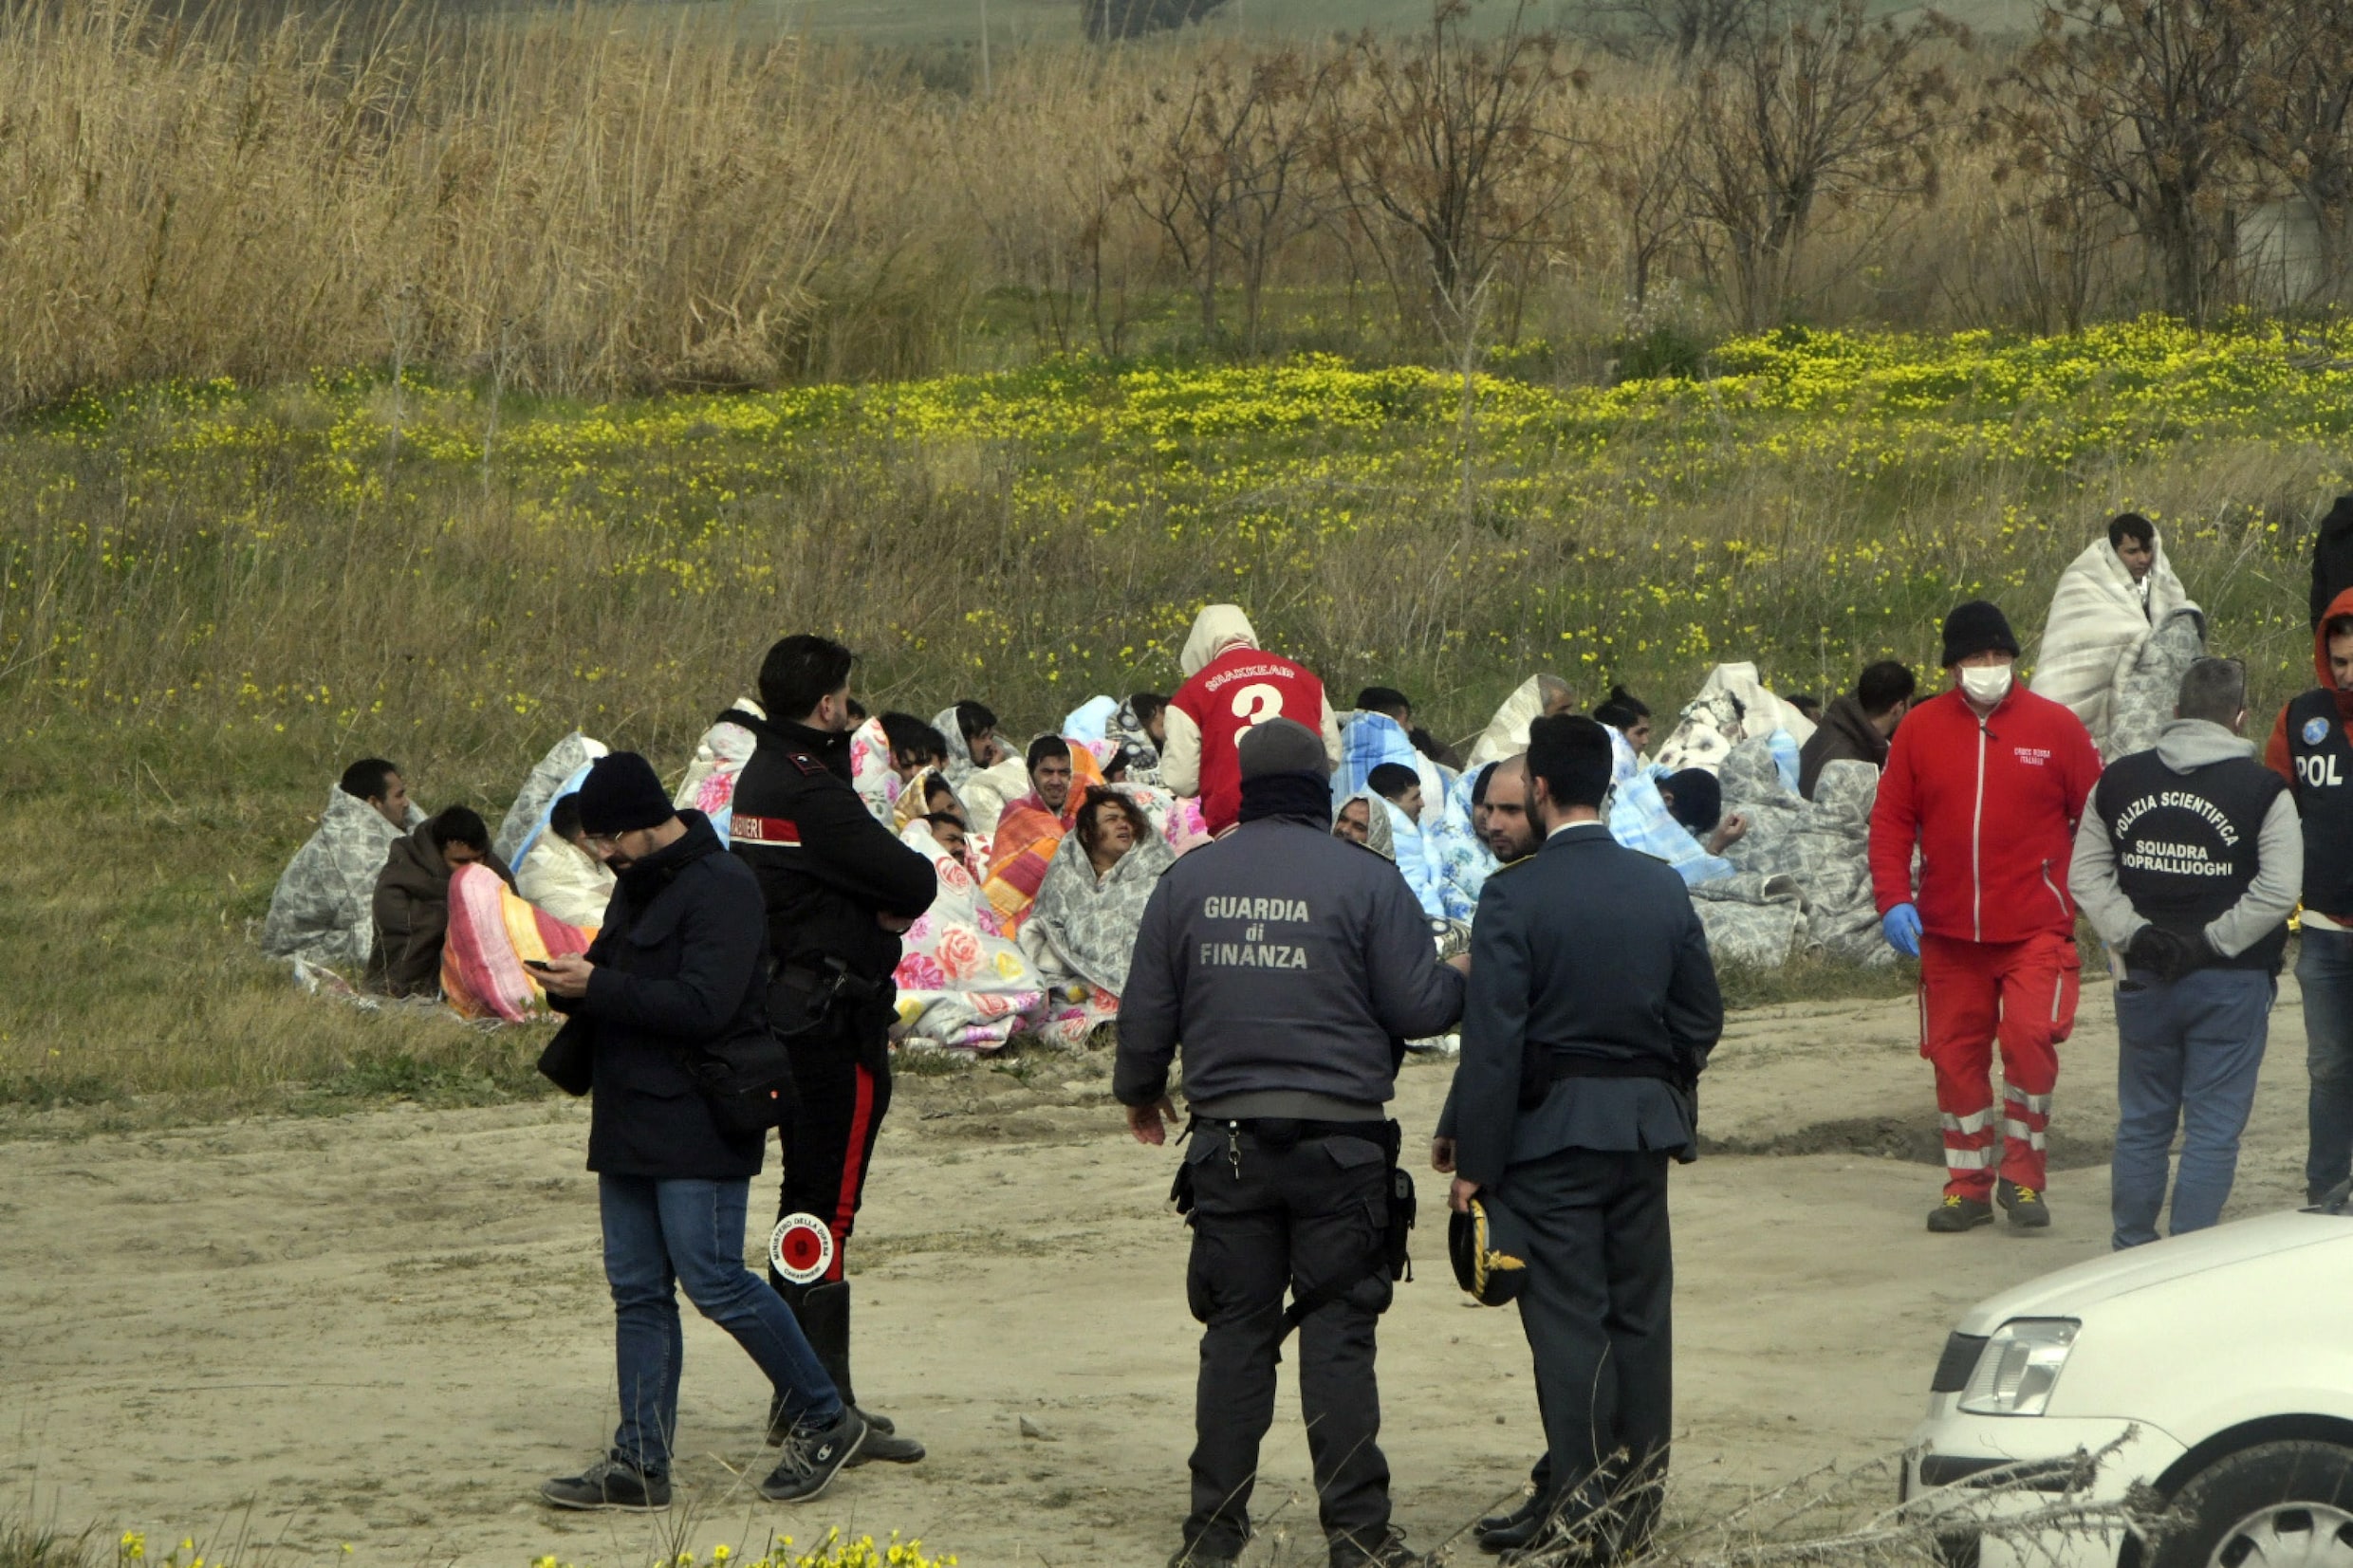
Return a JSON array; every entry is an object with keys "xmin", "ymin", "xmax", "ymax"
[
  {"xmin": 260, "ymin": 788, "xmax": 425, "ymax": 970},
  {"xmin": 495, "ymin": 732, "xmax": 605, "ymax": 863},
  {"xmin": 1020, "ymin": 810, "xmax": 1176, "ymax": 997},
  {"xmin": 1693, "ymin": 739, "xmax": 1892, "ymax": 969},
  {"xmin": 2104, "ymin": 606, "xmax": 2207, "ymax": 761}
]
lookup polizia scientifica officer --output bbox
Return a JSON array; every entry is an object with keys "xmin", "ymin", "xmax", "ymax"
[
  {"xmin": 726, "ymin": 635, "xmax": 937, "ymax": 1466},
  {"xmin": 1117, "ymin": 718, "xmax": 1468, "ymax": 1568}
]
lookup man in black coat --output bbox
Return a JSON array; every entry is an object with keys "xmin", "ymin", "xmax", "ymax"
[
  {"xmin": 535, "ymin": 753, "xmax": 866, "ymax": 1512},
  {"xmin": 726, "ymin": 636, "xmax": 937, "ymax": 1463},
  {"xmin": 1446, "ymin": 716, "xmax": 1723, "ymax": 1559}
]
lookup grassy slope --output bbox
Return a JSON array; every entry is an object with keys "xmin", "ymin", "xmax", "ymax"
[{"xmin": 3, "ymin": 320, "xmax": 2344, "ymax": 1121}]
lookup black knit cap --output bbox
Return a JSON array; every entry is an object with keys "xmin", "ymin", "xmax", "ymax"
[
  {"xmin": 575, "ymin": 751, "xmax": 675, "ymax": 837},
  {"xmin": 1940, "ymin": 600, "xmax": 2021, "ymax": 668},
  {"xmin": 1238, "ymin": 717, "xmax": 1331, "ymax": 780}
]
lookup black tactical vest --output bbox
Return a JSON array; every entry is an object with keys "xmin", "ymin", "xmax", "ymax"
[
  {"xmin": 2094, "ymin": 747, "xmax": 2288, "ymax": 972},
  {"xmin": 2288, "ymin": 688, "xmax": 2353, "ymax": 919}
]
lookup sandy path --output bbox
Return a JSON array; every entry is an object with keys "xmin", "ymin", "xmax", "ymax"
[{"xmin": 0, "ymin": 974, "xmax": 2316, "ymax": 1566}]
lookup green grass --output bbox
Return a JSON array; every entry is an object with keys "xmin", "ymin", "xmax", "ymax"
[
  {"xmin": 0, "ymin": 1520, "xmax": 97, "ymax": 1568},
  {"xmin": 1714, "ymin": 955, "xmax": 1918, "ymax": 1012},
  {"xmin": 1, "ymin": 317, "xmax": 2339, "ymax": 1121}
]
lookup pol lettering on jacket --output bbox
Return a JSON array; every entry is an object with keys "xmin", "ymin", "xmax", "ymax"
[{"xmin": 2301, "ymin": 753, "xmax": 2346, "ymax": 788}]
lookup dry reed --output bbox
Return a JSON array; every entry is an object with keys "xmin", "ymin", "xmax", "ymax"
[{"xmin": 0, "ymin": 2, "xmax": 2225, "ymax": 417}]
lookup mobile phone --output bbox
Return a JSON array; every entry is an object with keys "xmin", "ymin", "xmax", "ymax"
[{"xmin": 525, "ymin": 958, "xmax": 560, "ymax": 974}]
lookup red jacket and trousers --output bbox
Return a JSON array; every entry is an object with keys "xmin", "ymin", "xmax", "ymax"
[{"xmin": 1870, "ymin": 685, "xmax": 2102, "ymax": 1198}]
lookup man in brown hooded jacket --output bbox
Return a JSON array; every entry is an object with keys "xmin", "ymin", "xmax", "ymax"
[
  {"xmin": 366, "ymin": 805, "xmax": 514, "ymax": 997},
  {"xmin": 1797, "ymin": 660, "xmax": 1916, "ymax": 800},
  {"xmin": 2267, "ymin": 587, "xmax": 2353, "ymax": 1202}
]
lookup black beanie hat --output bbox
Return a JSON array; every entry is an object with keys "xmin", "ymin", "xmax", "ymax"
[
  {"xmin": 1661, "ymin": 767, "xmax": 1723, "ymax": 835},
  {"xmin": 576, "ymin": 752, "xmax": 674, "ymax": 837},
  {"xmin": 1238, "ymin": 717, "xmax": 1331, "ymax": 780},
  {"xmin": 1940, "ymin": 600, "xmax": 2021, "ymax": 668}
]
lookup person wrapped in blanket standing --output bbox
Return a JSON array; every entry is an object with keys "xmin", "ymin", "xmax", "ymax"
[{"xmin": 728, "ymin": 635, "xmax": 938, "ymax": 1464}]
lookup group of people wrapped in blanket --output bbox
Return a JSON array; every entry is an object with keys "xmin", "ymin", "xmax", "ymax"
[{"xmin": 258, "ymin": 520, "xmax": 2203, "ymax": 1045}]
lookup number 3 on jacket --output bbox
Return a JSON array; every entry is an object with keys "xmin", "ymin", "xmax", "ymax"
[{"xmin": 1231, "ymin": 682, "xmax": 1285, "ymax": 745}]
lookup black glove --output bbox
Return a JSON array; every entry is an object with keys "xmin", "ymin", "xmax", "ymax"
[{"xmin": 2124, "ymin": 926, "xmax": 2194, "ymax": 982}]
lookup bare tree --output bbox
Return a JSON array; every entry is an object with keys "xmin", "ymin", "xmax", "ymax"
[
  {"xmin": 1995, "ymin": 0, "xmax": 2264, "ymax": 321},
  {"xmin": 1316, "ymin": 0, "xmax": 1585, "ymax": 334},
  {"xmin": 1592, "ymin": 65, "xmax": 1696, "ymax": 306},
  {"xmin": 1125, "ymin": 46, "xmax": 1329, "ymax": 352},
  {"xmin": 1678, "ymin": 0, "xmax": 1958, "ymax": 329},
  {"xmin": 1580, "ymin": 0, "xmax": 1751, "ymax": 65}
]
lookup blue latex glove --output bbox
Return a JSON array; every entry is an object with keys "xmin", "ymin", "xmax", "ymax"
[{"xmin": 1882, "ymin": 903, "xmax": 1922, "ymax": 958}]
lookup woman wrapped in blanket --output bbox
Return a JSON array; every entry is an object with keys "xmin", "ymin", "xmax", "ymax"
[
  {"xmin": 1023, "ymin": 787, "xmax": 1175, "ymax": 1047},
  {"xmin": 890, "ymin": 818, "xmax": 1045, "ymax": 1053}
]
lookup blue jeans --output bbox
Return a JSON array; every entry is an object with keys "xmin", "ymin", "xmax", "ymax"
[
  {"xmin": 2111, "ymin": 968, "xmax": 2274, "ymax": 1249},
  {"xmin": 2301, "ymin": 927, "xmax": 2353, "ymax": 1203},
  {"xmin": 600, "ymin": 1174, "xmax": 841, "ymax": 1475}
]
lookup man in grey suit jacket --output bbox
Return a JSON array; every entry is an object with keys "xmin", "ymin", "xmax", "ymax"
[{"xmin": 1447, "ymin": 714, "xmax": 1723, "ymax": 1558}]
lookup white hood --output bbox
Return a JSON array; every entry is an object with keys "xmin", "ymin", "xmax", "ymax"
[{"xmin": 1181, "ymin": 604, "xmax": 1258, "ymax": 677}]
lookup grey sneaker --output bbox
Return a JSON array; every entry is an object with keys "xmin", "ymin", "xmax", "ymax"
[
  {"xmin": 540, "ymin": 1456, "xmax": 670, "ymax": 1512},
  {"xmin": 769, "ymin": 1394, "xmax": 896, "ymax": 1443},
  {"xmin": 758, "ymin": 1408, "xmax": 867, "ymax": 1503}
]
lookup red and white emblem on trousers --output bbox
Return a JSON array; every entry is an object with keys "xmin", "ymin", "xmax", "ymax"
[{"xmin": 769, "ymin": 1212, "xmax": 835, "ymax": 1284}]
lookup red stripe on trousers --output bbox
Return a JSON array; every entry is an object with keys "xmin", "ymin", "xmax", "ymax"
[{"xmin": 828, "ymin": 1064, "xmax": 876, "ymax": 1282}]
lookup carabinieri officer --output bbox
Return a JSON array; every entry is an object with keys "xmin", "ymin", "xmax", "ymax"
[{"xmin": 1445, "ymin": 714, "xmax": 1723, "ymax": 1559}]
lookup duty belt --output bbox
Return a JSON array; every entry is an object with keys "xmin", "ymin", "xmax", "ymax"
[
  {"xmin": 1546, "ymin": 1050, "xmax": 1680, "ymax": 1084},
  {"xmin": 1201, "ymin": 1116, "xmax": 1389, "ymax": 1148}
]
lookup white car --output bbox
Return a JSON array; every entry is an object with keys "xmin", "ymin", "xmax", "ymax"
[{"xmin": 1906, "ymin": 1208, "xmax": 2353, "ymax": 1568}]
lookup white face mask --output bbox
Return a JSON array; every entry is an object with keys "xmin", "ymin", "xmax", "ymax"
[{"xmin": 1958, "ymin": 663, "xmax": 2013, "ymax": 706}]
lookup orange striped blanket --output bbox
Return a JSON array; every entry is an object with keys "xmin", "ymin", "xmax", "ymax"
[{"xmin": 441, "ymin": 862, "xmax": 596, "ymax": 1024}]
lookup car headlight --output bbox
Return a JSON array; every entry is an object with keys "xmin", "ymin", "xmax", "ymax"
[{"xmin": 1957, "ymin": 1319, "xmax": 2078, "ymax": 1416}]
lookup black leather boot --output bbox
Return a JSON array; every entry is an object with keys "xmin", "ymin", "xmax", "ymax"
[{"xmin": 769, "ymin": 1279, "xmax": 923, "ymax": 1464}]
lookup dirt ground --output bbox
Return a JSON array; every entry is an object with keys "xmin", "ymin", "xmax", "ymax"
[{"xmin": 0, "ymin": 970, "xmax": 2319, "ymax": 1567}]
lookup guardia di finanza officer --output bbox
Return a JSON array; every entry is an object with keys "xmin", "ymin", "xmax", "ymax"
[
  {"xmin": 1445, "ymin": 714, "xmax": 1723, "ymax": 1559},
  {"xmin": 1117, "ymin": 718, "xmax": 1468, "ymax": 1568}
]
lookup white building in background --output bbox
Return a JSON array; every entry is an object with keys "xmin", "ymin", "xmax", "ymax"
[{"xmin": 2241, "ymin": 197, "xmax": 2325, "ymax": 304}]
